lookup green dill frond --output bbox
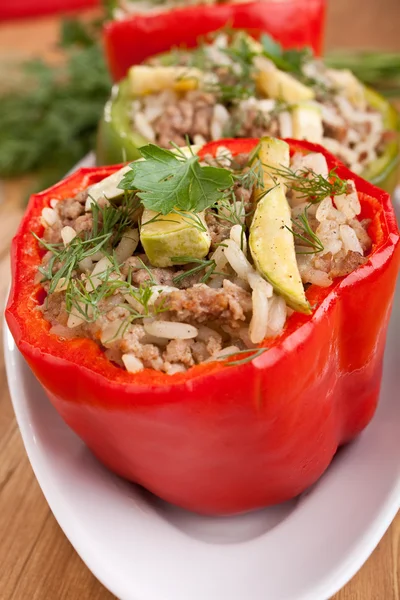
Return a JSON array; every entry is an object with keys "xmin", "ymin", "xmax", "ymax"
[
  {"xmin": 265, "ymin": 163, "xmax": 348, "ymax": 203},
  {"xmin": 171, "ymin": 257, "xmax": 220, "ymax": 285},
  {"xmin": 287, "ymin": 205, "xmax": 324, "ymax": 254}
]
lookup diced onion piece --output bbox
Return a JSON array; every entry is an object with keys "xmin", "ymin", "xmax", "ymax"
[
  {"xmin": 122, "ymin": 354, "xmax": 144, "ymax": 373},
  {"xmin": 90, "ymin": 251, "xmax": 104, "ymax": 262},
  {"xmin": 50, "ymin": 199, "xmax": 59, "ymax": 209},
  {"xmin": 41, "ymin": 207, "xmax": 58, "ymax": 227},
  {"xmin": 61, "ymin": 226, "xmax": 77, "ymax": 246},
  {"xmin": 267, "ymin": 295, "xmax": 287, "ymax": 337},
  {"xmin": 148, "ymin": 285, "xmax": 179, "ymax": 305},
  {"xmin": 53, "ymin": 277, "xmax": 69, "ymax": 293},
  {"xmin": 223, "ymin": 239, "xmax": 253, "ymax": 281},
  {"xmin": 316, "ymin": 197, "xmax": 346, "ymax": 224},
  {"xmin": 143, "ymin": 320, "xmax": 198, "ymax": 340},
  {"xmin": 67, "ymin": 305, "xmax": 86, "ymax": 329},
  {"xmin": 78, "ymin": 257, "xmax": 93, "ymax": 273},
  {"xmin": 86, "ymin": 256, "xmax": 113, "ymax": 291},
  {"xmin": 101, "ymin": 321, "xmax": 124, "ymax": 345},
  {"xmin": 322, "ymin": 238, "xmax": 343, "ymax": 256},
  {"xmin": 334, "ymin": 181, "xmax": 361, "ymax": 220},
  {"xmin": 339, "ymin": 224, "xmax": 364, "ymax": 254},
  {"xmin": 230, "ymin": 224, "xmax": 247, "ymax": 255},
  {"xmin": 316, "ymin": 220, "xmax": 343, "ymax": 256},
  {"xmin": 211, "ymin": 246, "xmax": 228, "ymax": 271},
  {"xmin": 114, "ymin": 229, "xmax": 140, "ymax": 264}
]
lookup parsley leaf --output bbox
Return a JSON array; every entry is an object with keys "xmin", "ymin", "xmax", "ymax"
[{"xmin": 118, "ymin": 144, "xmax": 233, "ymax": 215}]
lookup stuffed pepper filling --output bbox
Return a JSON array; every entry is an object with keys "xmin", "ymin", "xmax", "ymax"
[
  {"xmin": 124, "ymin": 32, "xmax": 389, "ymax": 176},
  {"xmin": 37, "ymin": 138, "xmax": 371, "ymax": 375}
]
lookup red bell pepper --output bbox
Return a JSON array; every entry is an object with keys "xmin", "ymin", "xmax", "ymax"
[
  {"xmin": 0, "ymin": 0, "xmax": 98, "ymax": 21},
  {"xmin": 104, "ymin": 0, "xmax": 326, "ymax": 81},
  {"xmin": 6, "ymin": 138, "xmax": 400, "ymax": 515}
]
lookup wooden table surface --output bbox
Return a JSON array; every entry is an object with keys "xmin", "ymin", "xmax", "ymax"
[{"xmin": 0, "ymin": 1, "xmax": 399, "ymax": 598}]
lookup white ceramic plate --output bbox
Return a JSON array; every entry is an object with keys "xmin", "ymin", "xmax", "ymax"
[{"xmin": 4, "ymin": 176, "xmax": 400, "ymax": 600}]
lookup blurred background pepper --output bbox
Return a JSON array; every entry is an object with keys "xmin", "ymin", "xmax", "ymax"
[{"xmin": 0, "ymin": 0, "xmax": 399, "ymax": 193}]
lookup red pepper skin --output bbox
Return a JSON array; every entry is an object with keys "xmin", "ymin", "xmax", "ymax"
[
  {"xmin": 6, "ymin": 139, "xmax": 399, "ymax": 515},
  {"xmin": 0, "ymin": 0, "xmax": 98, "ymax": 20},
  {"xmin": 104, "ymin": 0, "xmax": 326, "ymax": 81}
]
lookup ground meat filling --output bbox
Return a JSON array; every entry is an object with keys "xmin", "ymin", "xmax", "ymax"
[
  {"xmin": 133, "ymin": 91, "xmax": 216, "ymax": 149},
  {"xmin": 159, "ymin": 281, "xmax": 252, "ymax": 327},
  {"xmin": 38, "ymin": 147, "xmax": 372, "ymax": 374}
]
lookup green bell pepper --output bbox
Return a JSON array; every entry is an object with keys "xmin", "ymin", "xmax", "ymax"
[
  {"xmin": 96, "ymin": 80, "xmax": 148, "ymax": 165},
  {"xmin": 96, "ymin": 80, "xmax": 399, "ymax": 193},
  {"xmin": 361, "ymin": 87, "xmax": 399, "ymax": 192}
]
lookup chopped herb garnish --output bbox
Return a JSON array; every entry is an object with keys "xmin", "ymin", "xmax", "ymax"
[
  {"xmin": 287, "ymin": 205, "xmax": 324, "ymax": 254},
  {"xmin": 118, "ymin": 144, "xmax": 233, "ymax": 215},
  {"xmin": 265, "ymin": 164, "xmax": 348, "ymax": 203},
  {"xmin": 34, "ymin": 191, "xmax": 139, "ymax": 295},
  {"xmin": 171, "ymin": 256, "xmax": 220, "ymax": 285},
  {"xmin": 35, "ymin": 233, "xmax": 114, "ymax": 294}
]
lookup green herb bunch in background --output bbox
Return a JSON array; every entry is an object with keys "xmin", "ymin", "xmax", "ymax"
[
  {"xmin": 0, "ymin": 18, "xmax": 111, "ymax": 187},
  {"xmin": 326, "ymin": 52, "xmax": 400, "ymax": 99}
]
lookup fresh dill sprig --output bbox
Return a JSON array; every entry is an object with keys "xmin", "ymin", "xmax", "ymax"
[
  {"xmin": 287, "ymin": 206, "xmax": 324, "ymax": 255},
  {"xmin": 35, "ymin": 192, "xmax": 139, "ymax": 293},
  {"xmin": 91, "ymin": 191, "xmax": 141, "ymax": 243},
  {"xmin": 213, "ymin": 195, "xmax": 247, "ymax": 227},
  {"xmin": 35, "ymin": 233, "xmax": 113, "ymax": 293},
  {"xmin": 265, "ymin": 164, "xmax": 348, "ymax": 203},
  {"xmin": 171, "ymin": 257, "xmax": 220, "ymax": 285},
  {"xmin": 106, "ymin": 282, "xmax": 170, "ymax": 342},
  {"xmin": 235, "ymin": 157, "xmax": 265, "ymax": 191}
]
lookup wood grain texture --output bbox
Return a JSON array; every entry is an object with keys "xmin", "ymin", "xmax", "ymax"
[{"xmin": 0, "ymin": 2, "xmax": 399, "ymax": 598}]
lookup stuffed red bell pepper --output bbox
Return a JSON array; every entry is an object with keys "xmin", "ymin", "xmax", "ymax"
[
  {"xmin": 97, "ymin": 31, "xmax": 399, "ymax": 192},
  {"xmin": 104, "ymin": 0, "xmax": 326, "ymax": 81},
  {"xmin": 6, "ymin": 137, "xmax": 399, "ymax": 515}
]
